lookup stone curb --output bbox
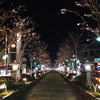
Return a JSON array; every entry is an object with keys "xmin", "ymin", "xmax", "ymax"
[
  {"xmin": 67, "ymin": 80, "xmax": 97, "ymax": 100},
  {"xmin": 3, "ymin": 72, "xmax": 49, "ymax": 100}
]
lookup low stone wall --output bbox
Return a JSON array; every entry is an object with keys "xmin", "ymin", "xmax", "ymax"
[
  {"xmin": 3, "ymin": 80, "xmax": 36, "ymax": 100},
  {"xmin": 3, "ymin": 72, "xmax": 49, "ymax": 100},
  {"xmin": 58, "ymin": 72, "xmax": 100, "ymax": 100},
  {"xmin": 69, "ymin": 81, "xmax": 97, "ymax": 100}
]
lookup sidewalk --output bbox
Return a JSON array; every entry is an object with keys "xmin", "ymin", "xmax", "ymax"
[{"xmin": 19, "ymin": 71, "xmax": 84, "ymax": 100}]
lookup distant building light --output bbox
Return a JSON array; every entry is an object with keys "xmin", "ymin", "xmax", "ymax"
[
  {"xmin": 78, "ymin": 66, "xmax": 81, "ymax": 69},
  {"xmin": 76, "ymin": 60, "xmax": 80, "ymax": 64},
  {"xmin": 66, "ymin": 59, "xmax": 68, "ymax": 62},
  {"xmin": 73, "ymin": 55, "xmax": 75, "ymax": 57},
  {"xmin": 73, "ymin": 70, "xmax": 77, "ymax": 74}
]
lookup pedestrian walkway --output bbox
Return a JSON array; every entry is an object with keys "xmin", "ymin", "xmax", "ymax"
[{"xmin": 19, "ymin": 71, "xmax": 83, "ymax": 100}]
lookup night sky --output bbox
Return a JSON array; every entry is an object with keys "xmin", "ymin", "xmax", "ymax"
[{"xmin": 9, "ymin": 0, "xmax": 83, "ymax": 65}]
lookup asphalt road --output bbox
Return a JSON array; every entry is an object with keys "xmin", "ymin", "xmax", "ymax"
[{"xmin": 19, "ymin": 71, "xmax": 84, "ymax": 100}]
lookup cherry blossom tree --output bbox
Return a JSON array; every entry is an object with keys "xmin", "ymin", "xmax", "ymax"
[{"xmin": 60, "ymin": 0, "xmax": 100, "ymax": 38}]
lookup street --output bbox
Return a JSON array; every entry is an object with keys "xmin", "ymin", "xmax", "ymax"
[{"xmin": 19, "ymin": 71, "xmax": 84, "ymax": 100}]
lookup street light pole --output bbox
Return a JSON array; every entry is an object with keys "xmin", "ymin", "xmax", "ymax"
[{"xmin": 5, "ymin": 31, "xmax": 8, "ymax": 75}]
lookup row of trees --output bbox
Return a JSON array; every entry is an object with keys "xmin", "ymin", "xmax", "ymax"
[
  {"xmin": 24, "ymin": 35, "xmax": 51, "ymax": 71},
  {"xmin": 60, "ymin": 0, "xmax": 100, "ymax": 37},
  {"xmin": 55, "ymin": 29, "xmax": 89, "ymax": 69},
  {"xmin": 55, "ymin": 0, "xmax": 100, "ymax": 69},
  {"xmin": 0, "ymin": 0, "xmax": 51, "ymax": 76}
]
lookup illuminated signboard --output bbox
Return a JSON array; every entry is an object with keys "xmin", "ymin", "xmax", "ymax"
[{"xmin": 94, "ymin": 58, "xmax": 100, "ymax": 62}]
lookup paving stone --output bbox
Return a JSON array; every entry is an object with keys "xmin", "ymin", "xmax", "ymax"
[{"xmin": 19, "ymin": 71, "xmax": 83, "ymax": 100}]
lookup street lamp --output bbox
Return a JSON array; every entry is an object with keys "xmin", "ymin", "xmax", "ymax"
[
  {"xmin": 11, "ymin": 43, "xmax": 16, "ymax": 48},
  {"xmin": 83, "ymin": 60, "xmax": 93, "ymax": 87},
  {"xmin": 11, "ymin": 60, "xmax": 19, "ymax": 84},
  {"xmin": 96, "ymin": 36, "xmax": 100, "ymax": 41}
]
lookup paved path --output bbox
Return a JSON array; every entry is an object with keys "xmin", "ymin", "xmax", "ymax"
[{"xmin": 19, "ymin": 71, "xmax": 83, "ymax": 100}]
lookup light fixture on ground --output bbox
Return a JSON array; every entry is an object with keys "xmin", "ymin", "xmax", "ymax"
[{"xmin": 0, "ymin": 83, "xmax": 7, "ymax": 92}]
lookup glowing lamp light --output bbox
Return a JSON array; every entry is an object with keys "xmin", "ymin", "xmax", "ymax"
[
  {"xmin": 1, "ymin": 70, "xmax": 4, "ymax": 73},
  {"xmin": 35, "ymin": 67, "xmax": 38, "ymax": 70},
  {"xmin": 98, "ymin": 85, "xmax": 100, "ymax": 89},
  {"xmin": 73, "ymin": 70, "xmax": 77, "ymax": 74},
  {"xmin": 0, "ymin": 83, "xmax": 7, "ymax": 91},
  {"xmin": 11, "ymin": 60, "xmax": 19, "ymax": 71},
  {"xmin": 0, "ymin": 84, "xmax": 5, "ymax": 89},
  {"xmin": 85, "ymin": 65, "xmax": 91, "ymax": 70},
  {"xmin": 73, "ymin": 75, "xmax": 76, "ymax": 79},
  {"xmin": 23, "ymin": 69, "xmax": 26, "ymax": 73},
  {"xmin": 66, "ymin": 59, "xmax": 68, "ymax": 62},
  {"xmin": 98, "ymin": 63, "xmax": 100, "ymax": 65},
  {"xmin": 78, "ymin": 66, "xmax": 81, "ymax": 69},
  {"xmin": 34, "ymin": 73, "xmax": 37, "ymax": 77},
  {"xmin": 13, "ymin": 65, "xmax": 18, "ymax": 70},
  {"xmin": 84, "ymin": 60, "xmax": 93, "ymax": 71},
  {"xmin": 41, "ymin": 64, "xmax": 44, "ymax": 71},
  {"xmin": 76, "ymin": 60, "xmax": 80, "ymax": 64},
  {"xmin": 39, "ymin": 73, "xmax": 41, "ymax": 76},
  {"xmin": 11, "ymin": 43, "xmax": 16, "ymax": 48},
  {"xmin": 23, "ymin": 78, "xmax": 27, "ymax": 82},
  {"xmin": 96, "ymin": 36, "xmax": 100, "ymax": 41},
  {"xmin": 67, "ymin": 67, "xmax": 70, "ymax": 71},
  {"xmin": 98, "ymin": 79, "xmax": 100, "ymax": 83}
]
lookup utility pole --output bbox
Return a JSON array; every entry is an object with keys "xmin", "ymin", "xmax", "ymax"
[{"xmin": 5, "ymin": 32, "xmax": 8, "ymax": 75}]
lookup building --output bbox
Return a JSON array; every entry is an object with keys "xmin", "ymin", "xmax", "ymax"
[{"xmin": 83, "ymin": 43, "xmax": 100, "ymax": 63}]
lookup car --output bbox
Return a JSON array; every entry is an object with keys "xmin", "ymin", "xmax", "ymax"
[{"xmin": 92, "ymin": 71, "xmax": 100, "ymax": 84}]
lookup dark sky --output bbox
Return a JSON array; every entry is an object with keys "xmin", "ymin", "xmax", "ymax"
[{"xmin": 9, "ymin": 0, "xmax": 82, "ymax": 65}]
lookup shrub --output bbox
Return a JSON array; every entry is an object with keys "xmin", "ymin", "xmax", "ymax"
[
  {"xmin": 21, "ymin": 74, "xmax": 31, "ymax": 82},
  {"xmin": 67, "ymin": 73, "xmax": 76, "ymax": 80},
  {"xmin": 0, "ymin": 76, "xmax": 15, "ymax": 87},
  {"xmin": 75, "ymin": 71, "xmax": 86, "ymax": 86}
]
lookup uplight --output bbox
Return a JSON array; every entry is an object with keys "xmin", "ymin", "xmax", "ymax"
[
  {"xmin": 23, "ymin": 78, "xmax": 27, "ymax": 82},
  {"xmin": 0, "ymin": 85, "xmax": 5, "ymax": 89}
]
